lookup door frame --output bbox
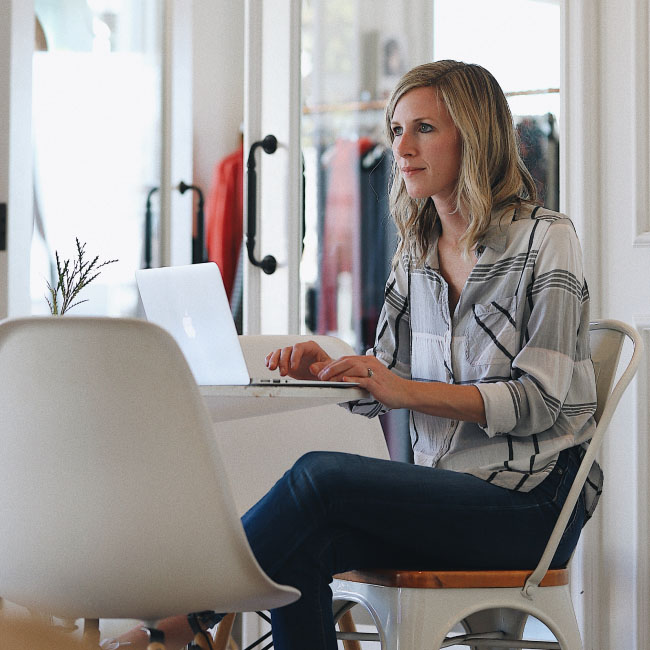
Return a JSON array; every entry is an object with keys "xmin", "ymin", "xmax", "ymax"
[
  {"xmin": 243, "ymin": 0, "xmax": 302, "ymax": 335},
  {"xmin": 0, "ymin": 0, "xmax": 33, "ymax": 318}
]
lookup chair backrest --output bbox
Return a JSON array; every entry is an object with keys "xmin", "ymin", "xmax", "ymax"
[
  {"xmin": 524, "ymin": 319, "xmax": 643, "ymax": 596},
  {"xmin": 0, "ymin": 317, "xmax": 298, "ymax": 621},
  {"xmin": 215, "ymin": 335, "xmax": 390, "ymax": 515},
  {"xmin": 589, "ymin": 322, "xmax": 628, "ymax": 423}
]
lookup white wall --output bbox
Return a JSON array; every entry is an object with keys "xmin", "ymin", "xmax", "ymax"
[
  {"xmin": 596, "ymin": 0, "xmax": 650, "ymax": 647},
  {"xmin": 191, "ymin": 1, "xmax": 245, "ymax": 205},
  {"xmin": 566, "ymin": 1, "xmax": 650, "ymax": 648}
]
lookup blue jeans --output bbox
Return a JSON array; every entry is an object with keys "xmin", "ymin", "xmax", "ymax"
[{"xmin": 240, "ymin": 447, "xmax": 585, "ymax": 650}]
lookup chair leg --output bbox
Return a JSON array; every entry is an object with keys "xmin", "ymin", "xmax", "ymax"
[
  {"xmin": 83, "ymin": 618, "xmax": 101, "ymax": 649},
  {"xmin": 532, "ymin": 588, "xmax": 583, "ymax": 650},
  {"xmin": 337, "ymin": 610, "xmax": 362, "ymax": 650},
  {"xmin": 212, "ymin": 613, "xmax": 236, "ymax": 650}
]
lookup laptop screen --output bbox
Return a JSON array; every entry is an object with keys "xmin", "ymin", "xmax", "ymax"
[{"xmin": 135, "ymin": 263, "xmax": 250, "ymax": 385}]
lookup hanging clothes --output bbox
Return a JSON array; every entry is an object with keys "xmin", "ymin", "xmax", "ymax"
[
  {"xmin": 515, "ymin": 114, "xmax": 559, "ymax": 210},
  {"xmin": 205, "ymin": 143, "xmax": 244, "ymax": 300},
  {"xmin": 316, "ymin": 137, "xmax": 396, "ymax": 352},
  {"xmin": 316, "ymin": 138, "xmax": 373, "ymax": 336},
  {"xmin": 358, "ymin": 143, "xmax": 395, "ymax": 352}
]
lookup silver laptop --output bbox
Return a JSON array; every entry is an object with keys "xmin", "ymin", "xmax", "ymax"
[{"xmin": 135, "ymin": 263, "xmax": 357, "ymax": 388}]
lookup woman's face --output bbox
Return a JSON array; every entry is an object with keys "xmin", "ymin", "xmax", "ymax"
[{"xmin": 390, "ymin": 86, "xmax": 462, "ymax": 208}]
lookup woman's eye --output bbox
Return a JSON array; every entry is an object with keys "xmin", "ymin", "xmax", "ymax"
[
  {"xmin": 392, "ymin": 126, "xmax": 403, "ymax": 136},
  {"xmin": 418, "ymin": 123, "xmax": 433, "ymax": 133}
]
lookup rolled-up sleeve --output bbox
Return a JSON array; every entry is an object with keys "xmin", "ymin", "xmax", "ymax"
[{"xmin": 476, "ymin": 380, "xmax": 518, "ymax": 437}]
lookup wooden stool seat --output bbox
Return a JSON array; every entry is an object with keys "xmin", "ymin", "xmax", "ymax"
[{"xmin": 334, "ymin": 567, "xmax": 569, "ymax": 589}]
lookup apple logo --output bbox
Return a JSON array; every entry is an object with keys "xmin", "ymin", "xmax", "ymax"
[{"xmin": 182, "ymin": 311, "xmax": 197, "ymax": 339}]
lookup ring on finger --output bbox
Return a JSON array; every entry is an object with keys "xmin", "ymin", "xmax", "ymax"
[{"xmin": 367, "ymin": 367, "xmax": 373, "ymax": 378}]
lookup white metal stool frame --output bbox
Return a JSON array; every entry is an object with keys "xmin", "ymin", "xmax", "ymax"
[{"xmin": 332, "ymin": 319, "xmax": 643, "ymax": 650}]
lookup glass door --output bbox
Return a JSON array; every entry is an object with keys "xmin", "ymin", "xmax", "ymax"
[
  {"xmin": 31, "ymin": 0, "xmax": 191, "ymax": 317},
  {"xmin": 300, "ymin": 0, "xmax": 560, "ymax": 351},
  {"xmin": 433, "ymin": 0, "xmax": 561, "ymax": 210},
  {"xmin": 300, "ymin": 0, "xmax": 433, "ymax": 353},
  {"xmin": 298, "ymin": 0, "xmax": 560, "ymax": 462},
  {"xmin": 246, "ymin": 0, "xmax": 560, "ymax": 457},
  {"xmin": 300, "ymin": 0, "xmax": 434, "ymax": 462}
]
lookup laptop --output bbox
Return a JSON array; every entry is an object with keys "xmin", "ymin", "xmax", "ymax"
[{"xmin": 135, "ymin": 263, "xmax": 358, "ymax": 388}]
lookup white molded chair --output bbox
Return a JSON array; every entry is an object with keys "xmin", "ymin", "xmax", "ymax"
[
  {"xmin": 332, "ymin": 319, "xmax": 643, "ymax": 650},
  {"xmin": 0, "ymin": 317, "xmax": 299, "ymax": 648}
]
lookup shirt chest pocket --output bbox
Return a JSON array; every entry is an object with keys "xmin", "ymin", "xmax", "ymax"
[{"xmin": 465, "ymin": 296, "xmax": 518, "ymax": 368}]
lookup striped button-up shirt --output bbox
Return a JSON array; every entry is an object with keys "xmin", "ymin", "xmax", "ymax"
[{"xmin": 344, "ymin": 204, "xmax": 601, "ymax": 518}]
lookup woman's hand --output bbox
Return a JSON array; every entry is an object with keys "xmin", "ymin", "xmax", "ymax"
[
  {"xmin": 317, "ymin": 355, "xmax": 486, "ymax": 422},
  {"xmin": 313, "ymin": 355, "xmax": 411, "ymax": 410},
  {"xmin": 265, "ymin": 341, "xmax": 334, "ymax": 381}
]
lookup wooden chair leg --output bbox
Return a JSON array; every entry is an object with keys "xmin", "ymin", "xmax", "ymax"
[
  {"xmin": 211, "ymin": 613, "xmax": 236, "ymax": 650},
  {"xmin": 338, "ymin": 610, "xmax": 362, "ymax": 650}
]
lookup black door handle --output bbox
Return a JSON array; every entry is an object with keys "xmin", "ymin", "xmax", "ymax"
[
  {"xmin": 178, "ymin": 181, "xmax": 206, "ymax": 264},
  {"xmin": 144, "ymin": 187, "xmax": 158, "ymax": 269},
  {"xmin": 246, "ymin": 134, "xmax": 278, "ymax": 274}
]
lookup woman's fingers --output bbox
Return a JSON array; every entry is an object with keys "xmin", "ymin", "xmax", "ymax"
[
  {"xmin": 265, "ymin": 346, "xmax": 295, "ymax": 374},
  {"xmin": 309, "ymin": 360, "xmax": 328, "ymax": 375},
  {"xmin": 265, "ymin": 349, "xmax": 280, "ymax": 370},
  {"xmin": 278, "ymin": 346, "xmax": 299, "ymax": 375},
  {"xmin": 266, "ymin": 342, "xmax": 331, "ymax": 379},
  {"xmin": 317, "ymin": 355, "xmax": 378, "ymax": 382}
]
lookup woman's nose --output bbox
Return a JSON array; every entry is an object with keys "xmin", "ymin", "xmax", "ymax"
[{"xmin": 393, "ymin": 132, "xmax": 414, "ymax": 158}]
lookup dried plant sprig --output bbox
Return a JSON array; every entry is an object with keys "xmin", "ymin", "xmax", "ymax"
[{"xmin": 46, "ymin": 238, "xmax": 118, "ymax": 315}]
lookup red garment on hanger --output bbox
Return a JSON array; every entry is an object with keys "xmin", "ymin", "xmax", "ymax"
[
  {"xmin": 205, "ymin": 144, "xmax": 244, "ymax": 299},
  {"xmin": 317, "ymin": 138, "xmax": 373, "ymax": 335}
]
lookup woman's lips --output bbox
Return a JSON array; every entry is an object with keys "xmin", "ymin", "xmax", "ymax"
[{"xmin": 401, "ymin": 167, "xmax": 424, "ymax": 177}]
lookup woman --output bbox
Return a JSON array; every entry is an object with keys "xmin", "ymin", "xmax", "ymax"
[{"xmin": 118, "ymin": 60, "xmax": 598, "ymax": 650}]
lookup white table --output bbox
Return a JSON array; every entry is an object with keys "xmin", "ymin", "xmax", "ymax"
[{"xmin": 199, "ymin": 383, "xmax": 368, "ymax": 422}]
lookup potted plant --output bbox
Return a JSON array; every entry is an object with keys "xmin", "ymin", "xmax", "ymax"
[{"xmin": 46, "ymin": 238, "xmax": 117, "ymax": 315}]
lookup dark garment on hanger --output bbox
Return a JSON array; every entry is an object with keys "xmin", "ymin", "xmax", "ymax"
[
  {"xmin": 516, "ymin": 114, "xmax": 559, "ymax": 210},
  {"xmin": 358, "ymin": 144, "xmax": 396, "ymax": 352}
]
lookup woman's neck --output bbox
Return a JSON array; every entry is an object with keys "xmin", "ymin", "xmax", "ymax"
[{"xmin": 436, "ymin": 207, "xmax": 469, "ymax": 247}]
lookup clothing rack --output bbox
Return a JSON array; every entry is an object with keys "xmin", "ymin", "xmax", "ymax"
[{"xmin": 302, "ymin": 88, "xmax": 560, "ymax": 115}]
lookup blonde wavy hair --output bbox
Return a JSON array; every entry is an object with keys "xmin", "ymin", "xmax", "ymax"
[{"xmin": 385, "ymin": 60, "xmax": 538, "ymax": 264}]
